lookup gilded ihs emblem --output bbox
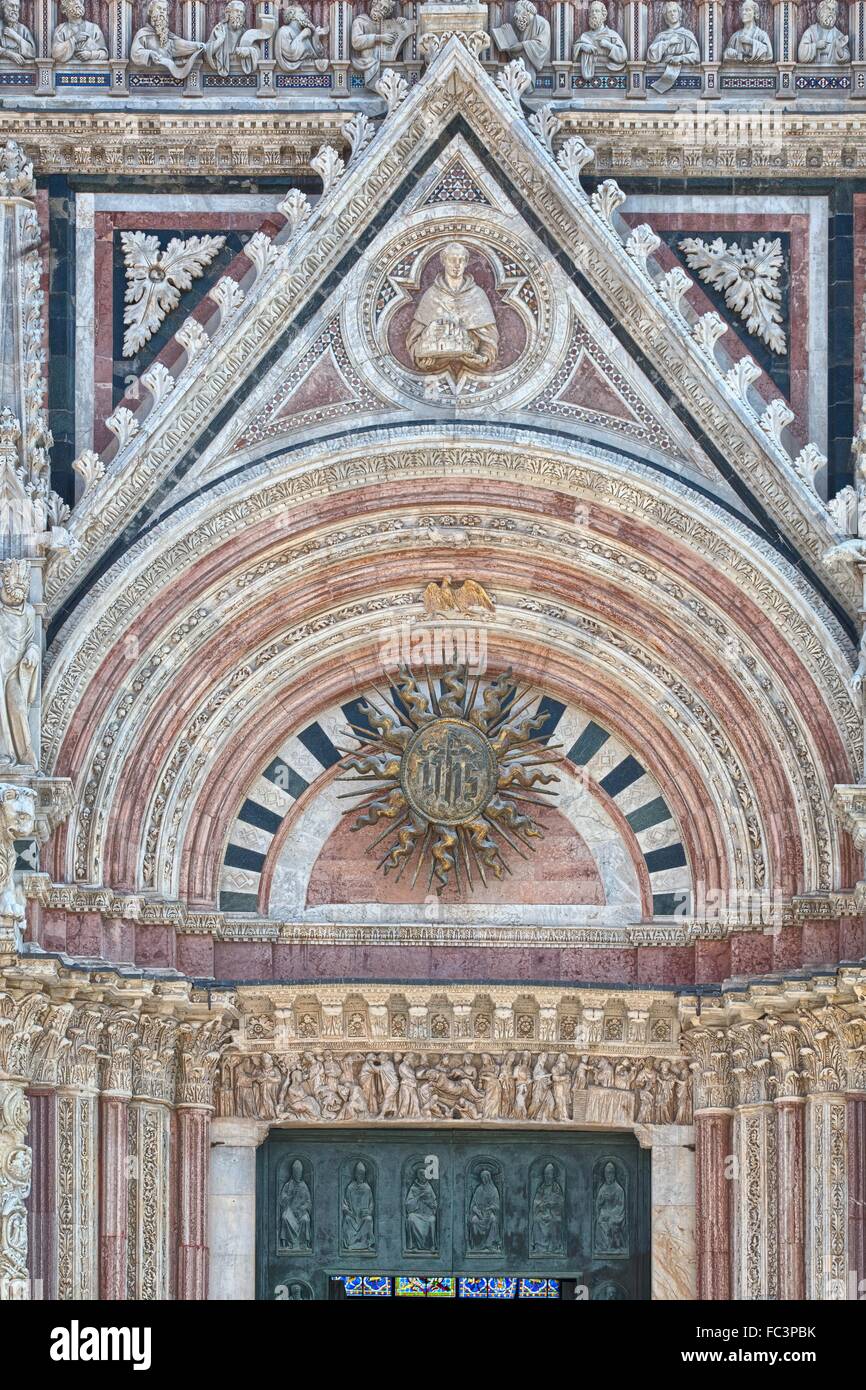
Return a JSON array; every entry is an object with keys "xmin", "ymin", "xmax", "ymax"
[{"xmin": 339, "ymin": 666, "xmax": 561, "ymax": 894}]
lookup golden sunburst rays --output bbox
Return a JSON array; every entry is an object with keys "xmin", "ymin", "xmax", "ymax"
[{"xmin": 336, "ymin": 665, "xmax": 562, "ymax": 895}]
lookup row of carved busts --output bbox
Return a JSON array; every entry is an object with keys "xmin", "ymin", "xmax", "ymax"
[{"xmin": 0, "ymin": 0, "xmax": 853, "ymax": 77}]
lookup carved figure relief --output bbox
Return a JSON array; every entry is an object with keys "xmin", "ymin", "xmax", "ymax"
[
  {"xmin": 341, "ymin": 1160, "xmax": 376, "ymax": 1252},
  {"xmin": 797, "ymin": 0, "xmax": 850, "ymax": 63},
  {"xmin": 274, "ymin": 1278, "xmax": 313, "ymax": 1299},
  {"xmin": 406, "ymin": 242, "xmax": 499, "ymax": 372},
  {"xmin": 647, "ymin": 1, "xmax": 700, "ymax": 92},
  {"xmin": 351, "ymin": 0, "xmax": 415, "ymax": 88},
  {"xmin": 0, "ymin": 0, "xmax": 35, "ymax": 64},
  {"xmin": 573, "ymin": 2, "xmax": 626, "ymax": 79},
  {"xmin": 723, "ymin": 0, "xmax": 772, "ymax": 62},
  {"xmin": 130, "ymin": 0, "xmax": 205, "ymax": 77},
  {"xmin": 0, "ymin": 560, "xmax": 39, "ymax": 770},
  {"xmin": 204, "ymin": 2, "xmax": 274, "ymax": 75},
  {"xmin": 275, "ymin": 3, "xmax": 329, "ymax": 70},
  {"xmin": 403, "ymin": 1158, "xmax": 439, "ymax": 1253},
  {"xmin": 278, "ymin": 1157, "xmax": 313, "ymax": 1251},
  {"xmin": 421, "ymin": 577, "xmax": 495, "ymax": 619},
  {"xmin": 529, "ymin": 1160, "xmax": 565, "ymax": 1255},
  {"xmin": 492, "ymin": 0, "xmax": 551, "ymax": 81},
  {"xmin": 51, "ymin": 0, "xmax": 108, "ymax": 61},
  {"xmin": 593, "ymin": 1157, "xmax": 629, "ymax": 1257},
  {"xmin": 467, "ymin": 1162, "xmax": 503, "ymax": 1253}
]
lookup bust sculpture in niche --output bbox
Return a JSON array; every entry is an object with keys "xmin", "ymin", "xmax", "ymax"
[
  {"xmin": 573, "ymin": 2, "xmax": 626, "ymax": 80},
  {"xmin": 797, "ymin": 0, "xmax": 850, "ymax": 63},
  {"xmin": 723, "ymin": 0, "xmax": 773, "ymax": 62}
]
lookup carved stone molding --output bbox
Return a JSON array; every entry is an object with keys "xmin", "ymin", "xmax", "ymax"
[{"xmin": 0, "ymin": 1080, "xmax": 30, "ymax": 1299}]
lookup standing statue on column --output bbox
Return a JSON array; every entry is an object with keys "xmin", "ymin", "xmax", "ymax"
[
  {"xmin": 51, "ymin": 0, "xmax": 109, "ymax": 61},
  {"xmin": 351, "ymin": 0, "xmax": 415, "ymax": 90},
  {"xmin": 493, "ymin": 0, "xmax": 551, "ymax": 82},
  {"xmin": 0, "ymin": 0, "xmax": 36, "ymax": 63},
  {"xmin": 0, "ymin": 561, "xmax": 39, "ymax": 771},
  {"xmin": 723, "ymin": 0, "xmax": 772, "ymax": 62},
  {"xmin": 130, "ymin": 0, "xmax": 205, "ymax": 78},
  {"xmin": 647, "ymin": 1, "xmax": 700, "ymax": 93},
  {"xmin": 573, "ymin": 1, "xmax": 626, "ymax": 80},
  {"xmin": 797, "ymin": 0, "xmax": 850, "ymax": 63}
]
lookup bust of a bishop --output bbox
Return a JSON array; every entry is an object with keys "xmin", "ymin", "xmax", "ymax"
[{"xmin": 406, "ymin": 243, "xmax": 499, "ymax": 373}]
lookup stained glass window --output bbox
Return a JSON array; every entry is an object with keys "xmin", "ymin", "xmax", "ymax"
[
  {"xmin": 395, "ymin": 1276, "xmax": 456, "ymax": 1298},
  {"xmin": 337, "ymin": 1275, "xmax": 392, "ymax": 1297},
  {"xmin": 518, "ymin": 1278, "xmax": 560, "ymax": 1299},
  {"xmin": 337, "ymin": 1274, "xmax": 559, "ymax": 1298}
]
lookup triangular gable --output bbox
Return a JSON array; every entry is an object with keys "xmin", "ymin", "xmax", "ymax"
[{"xmin": 50, "ymin": 38, "xmax": 853, "ymax": 622}]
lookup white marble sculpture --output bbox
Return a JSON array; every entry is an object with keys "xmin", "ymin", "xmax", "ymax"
[
  {"xmin": 131, "ymin": 0, "xmax": 205, "ymax": 78},
  {"xmin": 573, "ymin": 1, "xmax": 626, "ymax": 80},
  {"xmin": 0, "ymin": 0, "xmax": 35, "ymax": 64},
  {"xmin": 724, "ymin": 0, "xmax": 772, "ymax": 61},
  {"xmin": 51, "ymin": 0, "xmax": 108, "ymax": 61},
  {"xmin": 275, "ymin": 3, "xmax": 329, "ymax": 71},
  {"xmin": 0, "ymin": 562, "xmax": 39, "ymax": 771},
  {"xmin": 492, "ymin": 0, "xmax": 551, "ymax": 81},
  {"xmin": 351, "ymin": 0, "xmax": 415, "ymax": 89},
  {"xmin": 797, "ymin": 0, "xmax": 850, "ymax": 63},
  {"xmin": 647, "ymin": 1, "xmax": 699, "ymax": 93}
]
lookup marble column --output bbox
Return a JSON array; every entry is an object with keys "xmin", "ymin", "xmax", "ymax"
[
  {"xmin": 56, "ymin": 1088, "xmax": 99, "ymax": 1299},
  {"xmin": 127, "ymin": 1099, "xmax": 171, "ymax": 1300},
  {"xmin": 208, "ymin": 1118, "xmax": 267, "ymax": 1301},
  {"xmin": 694, "ymin": 1109, "xmax": 732, "ymax": 1299},
  {"xmin": 846, "ymin": 1093, "xmax": 866, "ymax": 1300},
  {"xmin": 26, "ymin": 1090, "xmax": 56, "ymax": 1300},
  {"xmin": 775, "ymin": 1097, "xmax": 805, "ymax": 1300},
  {"xmin": 0, "ymin": 1078, "xmax": 31, "ymax": 1300},
  {"xmin": 99, "ymin": 1095, "xmax": 129, "ymax": 1299},
  {"xmin": 733, "ymin": 1102, "xmax": 778, "ymax": 1300},
  {"xmin": 637, "ymin": 1123, "xmax": 696, "ymax": 1299},
  {"xmin": 805, "ymin": 1092, "xmax": 848, "ymax": 1300},
  {"xmin": 176, "ymin": 1106, "xmax": 212, "ymax": 1300}
]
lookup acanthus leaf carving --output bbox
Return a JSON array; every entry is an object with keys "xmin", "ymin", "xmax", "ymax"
[
  {"xmin": 679, "ymin": 235, "xmax": 787, "ymax": 355},
  {"xmin": 120, "ymin": 231, "xmax": 225, "ymax": 358}
]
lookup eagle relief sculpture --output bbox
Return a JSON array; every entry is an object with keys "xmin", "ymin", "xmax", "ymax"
[
  {"xmin": 422, "ymin": 577, "xmax": 495, "ymax": 619},
  {"xmin": 406, "ymin": 242, "xmax": 499, "ymax": 373}
]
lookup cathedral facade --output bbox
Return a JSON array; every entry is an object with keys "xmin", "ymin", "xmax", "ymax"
[{"xmin": 1, "ymin": 0, "xmax": 865, "ymax": 1304}]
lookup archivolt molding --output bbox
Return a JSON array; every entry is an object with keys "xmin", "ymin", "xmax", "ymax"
[
  {"xmin": 43, "ymin": 435, "xmax": 858, "ymax": 765},
  {"xmin": 42, "ymin": 43, "xmax": 851, "ymax": 613}
]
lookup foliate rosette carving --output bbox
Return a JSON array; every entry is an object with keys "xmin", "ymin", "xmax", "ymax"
[
  {"xmin": 0, "ymin": 1080, "xmax": 31, "ymax": 1300},
  {"xmin": 681, "ymin": 1027, "xmax": 733, "ymax": 1111},
  {"xmin": 0, "ymin": 140, "xmax": 35, "ymax": 201},
  {"xmin": 218, "ymin": 1047, "xmax": 692, "ymax": 1127},
  {"xmin": 176, "ymin": 1019, "xmax": 230, "ymax": 1107},
  {"xmin": 120, "ymin": 231, "xmax": 225, "ymax": 358},
  {"xmin": 679, "ymin": 236, "xmax": 787, "ymax": 355},
  {"xmin": 131, "ymin": 1015, "xmax": 178, "ymax": 1103}
]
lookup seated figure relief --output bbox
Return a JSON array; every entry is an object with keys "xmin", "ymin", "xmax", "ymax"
[
  {"xmin": 351, "ymin": 0, "xmax": 415, "ymax": 89},
  {"xmin": 573, "ymin": 1, "xmax": 627, "ymax": 80},
  {"xmin": 275, "ymin": 3, "xmax": 329, "ymax": 71},
  {"xmin": 492, "ymin": 0, "xmax": 551, "ymax": 81},
  {"xmin": 130, "ymin": 0, "xmax": 205, "ymax": 78},
  {"xmin": 0, "ymin": 0, "xmax": 35, "ymax": 64},
  {"xmin": 797, "ymin": 0, "xmax": 850, "ymax": 63},
  {"xmin": 646, "ymin": 1, "xmax": 700, "ymax": 93},
  {"xmin": 51, "ymin": 0, "xmax": 108, "ymax": 62},
  {"xmin": 205, "ymin": 1, "xmax": 274, "ymax": 76},
  {"xmin": 723, "ymin": 0, "xmax": 773, "ymax": 62}
]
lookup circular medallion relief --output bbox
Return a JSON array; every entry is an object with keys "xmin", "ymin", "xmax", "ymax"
[
  {"xmin": 354, "ymin": 212, "xmax": 565, "ymax": 408},
  {"xmin": 401, "ymin": 718, "xmax": 499, "ymax": 825}
]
